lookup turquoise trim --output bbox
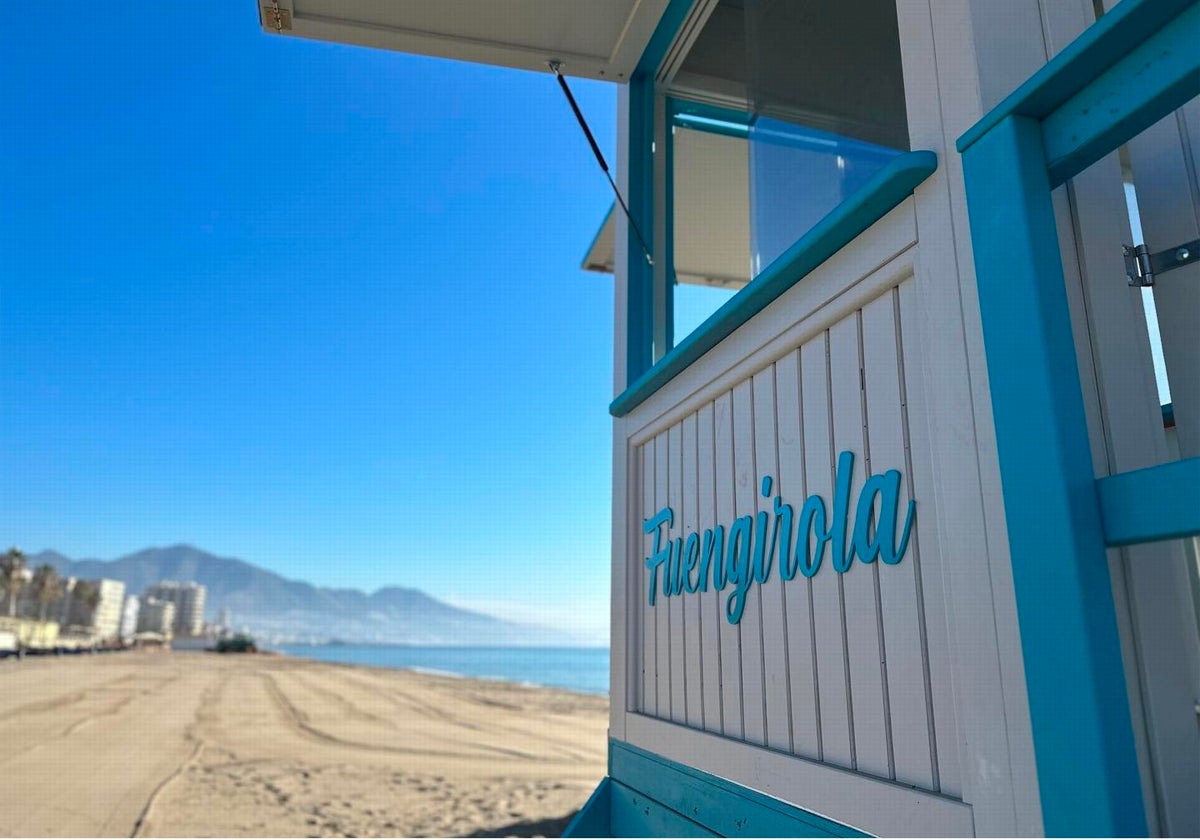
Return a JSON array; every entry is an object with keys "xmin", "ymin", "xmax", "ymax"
[
  {"xmin": 610, "ymin": 780, "xmax": 716, "ymax": 837},
  {"xmin": 671, "ymin": 98, "xmax": 753, "ymax": 139},
  {"xmin": 962, "ymin": 115, "xmax": 1146, "ymax": 836},
  {"xmin": 956, "ymin": 0, "xmax": 1196, "ymax": 154},
  {"xmin": 567, "ymin": 740, "xmax": 865, "ymax": 837},
  {"xmin": 673, "ymin": 114, "xmax": 750, "ymax": 140},
  {"xmin": 624, "ymin": 0, "xmax": 696, "ymax": 385},
  {"xmin": 626, "ymin": 74, "xmax": 655, "ymax": 384},
  {"xmin": 1097, "ymin": 456, "xmax": 1200, "ymax": 546},
  {"xmin": 670, "ymin": 99, "xmax": 753, "ymax": 127},
  {"xmin": 609, "ymin": 150, "xmax": 937, "ymax": 417},
  {"xmin": 663, "ymin": 93, "xmax": 675, "ymax": 355},
  {"xmin": 1041, "ymin": 1, "xmax": 1200, "ymax": 186},
  {"xmin": 564, "ymin": 777, "xmax": 613, "ymax": 837}
]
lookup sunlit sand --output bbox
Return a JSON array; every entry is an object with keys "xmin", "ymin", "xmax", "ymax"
[{"xmin": 0, "ymin": 650, "xmax": 608, "ymax": 837}]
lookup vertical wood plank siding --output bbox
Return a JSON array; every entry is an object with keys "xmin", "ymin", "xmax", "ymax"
[{"xmin": 632, "ymin": 280, "xmax": 956, "ymax": 796}]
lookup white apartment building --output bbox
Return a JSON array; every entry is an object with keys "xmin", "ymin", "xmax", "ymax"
[
  {"xmin": 143, "ymin": 581, "xmax": 206, "ymax": 637},
  {"xmin": 119, "ymin": 595, "xmax": 140, "ymax": 642}
]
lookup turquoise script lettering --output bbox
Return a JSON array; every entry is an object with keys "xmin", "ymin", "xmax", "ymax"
[{"xmin": 643, "ymin": 451, "xmax": 916, "ymax": 624}]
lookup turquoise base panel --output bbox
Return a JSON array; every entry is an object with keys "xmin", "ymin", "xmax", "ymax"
[{"xmin": 565, "ymin": 741, "xmax": 866, "ymax": 838}]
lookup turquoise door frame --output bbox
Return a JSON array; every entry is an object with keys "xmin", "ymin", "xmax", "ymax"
[{"xmin": 957, "ymin": 0, "xmax": 1200, "ymax": 835}]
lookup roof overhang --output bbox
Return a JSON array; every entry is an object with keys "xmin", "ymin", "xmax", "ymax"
[
  {"xmin": 582, "ymin": 205, "xmax": 616, "ymax": 274},
  {"xmin": 257, "ymin": 0, "xmax": 672, "ymax": 81}
]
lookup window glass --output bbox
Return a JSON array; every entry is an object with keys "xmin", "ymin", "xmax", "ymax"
[
  {"xmin": 744, "ymin": 0, "xmax": 908, "ymax": 273},
  {"xmin": 748, "ymin": 119, "xmax": 903, "ymax": 273},
  {"xmin": 662, "ymin": 0, "xmax": 910, "ymax": 352}
]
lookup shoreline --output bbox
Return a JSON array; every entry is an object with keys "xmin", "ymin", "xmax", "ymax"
[
  {"xmin": 0, "ymin": 649, "xmax": 608, "ymax": 837},
  {"xmin": 267, "ymin": 643, "xmax": 611, "ymax": 697},
  {"xmin": 270, "ymin": 649, "xmax": 611, "ymax": 698}
]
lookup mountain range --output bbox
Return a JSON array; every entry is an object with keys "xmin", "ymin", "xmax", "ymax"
[{"xmin": 30, "ymin": 545, "xmax": 575, "ymax": 647}]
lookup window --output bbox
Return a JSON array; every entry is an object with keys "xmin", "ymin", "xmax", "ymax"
[{"xmin": 639, "ymin": 0, "xmax": 911, "ymax": 365}]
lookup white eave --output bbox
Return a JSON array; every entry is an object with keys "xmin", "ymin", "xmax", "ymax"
[
  {"xmin": 582, "ymin": 205, "xmax": 616, "ymax": 274},
  {"xmin": 257, "ymin": 0, "xmax": 671, "ymax": 82},
  {"xmin": 583, "ymin": 127, "xmax": 751, "ymax": 289}
]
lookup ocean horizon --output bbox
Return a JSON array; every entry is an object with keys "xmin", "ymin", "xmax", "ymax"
[{"xmin": 272, "ymin": 644, "xmax": 611, "ymax": 695}]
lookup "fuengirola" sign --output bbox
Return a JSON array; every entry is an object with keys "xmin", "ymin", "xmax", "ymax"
[{"xmin": 644, "ymin": 451, "xmax": 915, "ymax": 624}]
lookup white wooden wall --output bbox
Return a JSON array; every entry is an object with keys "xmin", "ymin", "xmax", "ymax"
[{"xmin": 631, "ymin": 277, "xmax": 959, "ymax": 795}]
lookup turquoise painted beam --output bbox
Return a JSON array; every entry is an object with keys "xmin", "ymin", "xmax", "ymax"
[
  {"xmin": 623, "ymin": 0, "xmax": 696, "ymax": 385},
  {"xmin": 610, "ymin": 781, "xmax": 716, "ymax": 837},
  {"xmin": 626, "ymin": 74, "xmax": 655, "ymax": 385},
  {"xmin": 1042, "ymin": 1, "xmax": 1200, "ymax": 186},
  {"xmin": 609, "ymin": 150, "xmax": 937, "ymax": 417},
  {"xmin": 608, "ymin": 741, "xmax": 864, "ymax": 837},
  {"xmin": 1096, "ymin": 457, "xmax": 1200, "ymax": 546},
  {"xmin": 957, "ymin": 0, "xmax": 1197, "ymax": 154},
  {"xmin": 961, "ymin": 114, "xmax": 1146, "ymax": 836},
  {"xmin": 563, "ymin": 778, "xmax": 612, "ymax": 837}
]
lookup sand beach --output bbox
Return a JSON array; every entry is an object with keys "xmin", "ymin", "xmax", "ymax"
[{"xmin": 0, "ymin": 650, "xmax": 608, "ymax": 837}]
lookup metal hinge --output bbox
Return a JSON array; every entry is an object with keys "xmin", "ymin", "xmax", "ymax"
[
  {"xmin": 261, "ymin": 1, "xmax": 292, "ymax": 32},
  {"xmin": 1123, "ymin": 238, "xmax": 1200, "ymax": 286}
]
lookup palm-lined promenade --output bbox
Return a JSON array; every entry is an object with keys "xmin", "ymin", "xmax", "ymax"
[{"xmin": 0, "ymin": 651, "xmax": 608, "ymax": 837}]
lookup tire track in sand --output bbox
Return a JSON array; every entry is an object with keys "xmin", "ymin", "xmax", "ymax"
[
  {"xmin": 0, "ymin": 673, "xmax": 183, "ymax": 767},
  {"xmin": 0, "ymin": 671, "xmax": 138, "ymax": 723},
  {"xmin": 126, "ymin": 672, "xmax": 225, "ymax": 837},
  {"xmin": 260, "ymin": 672, "xmax": 541, "ymax": 762},
  {"xmin": 281, "ymin": 670, "xmax": 394, "ymax": 726},
  {"xmin": 128, "ymin": 737, "xmax": 204, "ymax": 838},
  {"xmin": 342, "ymin": 673, "xmax": 597, "ymax": 764}
]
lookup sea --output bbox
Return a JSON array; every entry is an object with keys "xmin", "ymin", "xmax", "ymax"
[{"xmin": 273, "ymin": 644, "xmax": 610, "ymax": 695}]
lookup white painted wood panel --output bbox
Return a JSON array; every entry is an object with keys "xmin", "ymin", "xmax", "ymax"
[
  {"xmin": 696, "ymin": 402, "xmax": 724, "ymax": 734},
  {"xmin": 801, "ymin": 335, "xmax": 854, "ymax": 769},
  {"xmin": 668, "ymin": 422, "xmax": 687, "ymax": 724},
  {"xmin": 628, "ymin": 290, "xmax": 955, "ymax": 789},
  {"xmin": 897, "ymin": 279, "xmax": 962, "ymax": 798},
  {"xmin": 681, "ymin": 412, "xmax": 705, "ymax": 730},
  {"xmin": 862, "ymin": 289, "xmax": 936, "ymax": 791},
  {"xmin": 654, "ymin": 431, "xmax": 671, "ymax": 717},
  {"xmin": 775, "ymin": 349, "xmax": 822, "ymax": 758},
  {"xmin": 611, "ymin": 424, "xmax": 631, "ymax": 741},
  {"xmin": 753, "ymin": 366, "xmax": 793, "ymax": 752},
  {"xmin": 733, "ymin": 379, "xmax": 767, "ymax": 746},
  {"xmin": 830, "ymin": 314, "xmax": 891, "ymax": 779},
  {"xmin": 895, "ymin": 1, "xmax": 1041, "ymax": 830},
  {"xmin": 640, "ymin": 438, "xmax": 657, "ymax": 717},
  {"xmin": 713, "ymin": 391, "xmax": 743, "ymax": 739}
]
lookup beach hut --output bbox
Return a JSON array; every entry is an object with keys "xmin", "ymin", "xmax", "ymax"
[{"xmin": 254, "ymin": 0, "xmax": 1200, "ymax": 835}]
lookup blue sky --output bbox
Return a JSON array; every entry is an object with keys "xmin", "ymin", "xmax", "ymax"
[{"xmin": 0, "ymin": 4, "xmax": 620, "ymax": 643}]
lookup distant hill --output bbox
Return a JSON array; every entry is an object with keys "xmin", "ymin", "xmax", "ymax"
[{"xmin": 30, "ymin": 545, "xmax": 572, "ymax": 646}]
